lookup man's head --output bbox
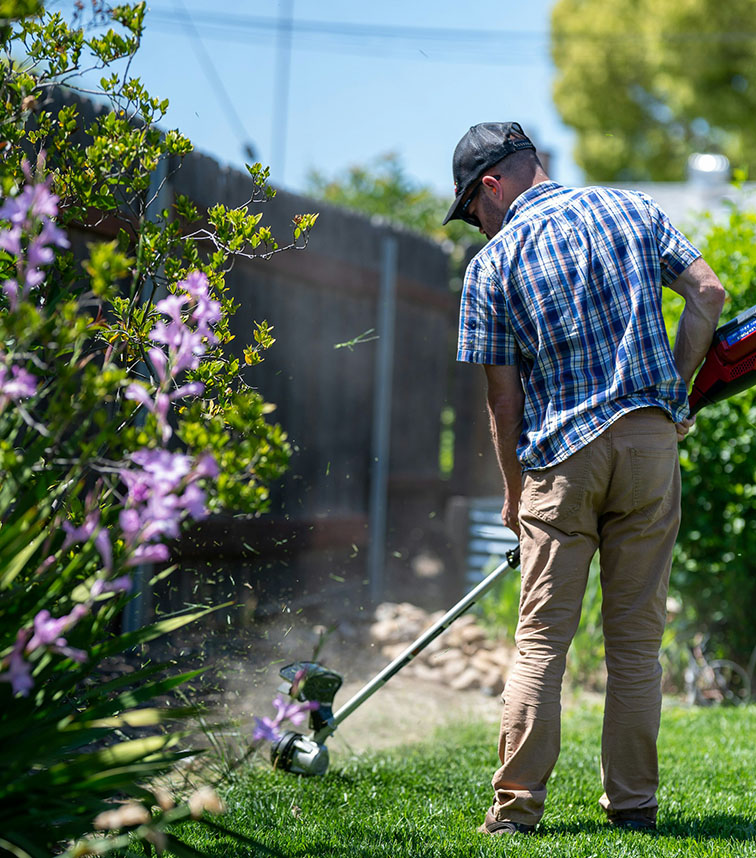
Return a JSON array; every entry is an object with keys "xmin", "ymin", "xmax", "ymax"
[{"xmin": 443, "ymin": 121, "xmax": 546, "ymax": 239}]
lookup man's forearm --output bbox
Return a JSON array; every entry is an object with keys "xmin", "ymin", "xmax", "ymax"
[
  {"xmin": 487, "ymin": 399, "xmax": 523, "ymax": 507},
  {"xmin": 484, "ymin": 364, "xmax": 525, "ymax": 534},
  {"xmin": 670, "ymin": 257, "xmax": 727, "ymax": 386}
]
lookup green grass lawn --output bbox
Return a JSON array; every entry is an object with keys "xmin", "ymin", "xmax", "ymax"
[{"xmin": 171, "ymin": 704, "xmax": 756, "ymax": 857}]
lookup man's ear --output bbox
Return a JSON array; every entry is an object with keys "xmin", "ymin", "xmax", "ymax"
[{"xmin": 481, "ymin": 174, "xmax": 501, "ymax": 198}]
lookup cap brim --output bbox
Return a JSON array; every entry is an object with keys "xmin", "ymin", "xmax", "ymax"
[{"xmin": 442, "ymin": 191, "xmax": 466, "ymax": 225}]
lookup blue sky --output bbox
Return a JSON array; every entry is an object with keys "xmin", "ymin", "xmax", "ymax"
[{"xmin": 53, "ymin": 1, "xmax": 582, "ymax": 198}]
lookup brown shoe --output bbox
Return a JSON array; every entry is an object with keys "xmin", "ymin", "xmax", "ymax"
[{"xmin": 478, "ymin": 807, "xmax": 536, "ymax": 835}]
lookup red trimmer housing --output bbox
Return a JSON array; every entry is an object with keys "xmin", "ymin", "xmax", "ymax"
[{"xmin": 688, "ymin": 304, "xmax": 756, "ymax": 415}]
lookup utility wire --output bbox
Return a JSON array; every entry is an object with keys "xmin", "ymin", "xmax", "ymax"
[
  {"xmin": 145, "ymin": 10, "xmax": 546, "ymax": 64},
  {"xmin": 142, "ymin": 8, "xmax": 756, "ymax": 47}
]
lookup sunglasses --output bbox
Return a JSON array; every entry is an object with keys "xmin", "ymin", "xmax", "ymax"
[{"xmin": 459, "ymin": 174, "xmax": 501, "ymax": 228}]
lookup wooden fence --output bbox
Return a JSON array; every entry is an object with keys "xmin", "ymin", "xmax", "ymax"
[{"xmin": 58, "ymin": 90, "xmax": 500, "ymax": 619}]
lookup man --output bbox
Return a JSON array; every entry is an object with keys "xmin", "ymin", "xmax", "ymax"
[{"xmin": 444, "ymin": 122, "xmax": 725, "ymax": 835}]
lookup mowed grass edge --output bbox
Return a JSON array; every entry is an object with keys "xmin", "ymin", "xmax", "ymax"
[{"xmin": 170, "ymin": 703, "xmax": 756, "ymax": 857}]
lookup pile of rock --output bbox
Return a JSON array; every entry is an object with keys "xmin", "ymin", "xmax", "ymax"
[{"xmin": 370, "ymin": 602, "xmax": 513, "ymax": 696}]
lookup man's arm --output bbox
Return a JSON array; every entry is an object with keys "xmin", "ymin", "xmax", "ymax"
[
  {"xmin": 667, "ymin": 257, "xmax": 726, "ymax": 439},
  {"xmin": 484, "ymin": 364, "xmax": 525, "ymax": 536},
  {"xmin": 668, "ymin": 257, "xmax": 726, "ymax": 386}
]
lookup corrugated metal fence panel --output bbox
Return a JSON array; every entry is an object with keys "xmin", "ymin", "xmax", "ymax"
[{"xmin": 466, "ymin": 497, "xmax": 519, "ymax": 585}]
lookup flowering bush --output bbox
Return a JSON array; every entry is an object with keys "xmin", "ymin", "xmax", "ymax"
[{"xmin": 0, "ymin": 1, "xmax": 317, "ymax": 854}]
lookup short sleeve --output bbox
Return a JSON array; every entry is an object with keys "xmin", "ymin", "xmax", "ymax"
[
  {"xmin": 456, "ymin": 253, "xmax": 519, "ymax": 365},
  {"xmin": 641, "ymin": 194, "xmax": 702, "ymax": 287}
]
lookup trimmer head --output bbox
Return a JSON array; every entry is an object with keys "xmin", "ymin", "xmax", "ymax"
[
  {"xmin": 270, "ymin": 661, "xmax": 343, "ymax": 776},
  {"xmin": 270, "ymin": 730, "xmax": 330, "ymax": 776},
  {"xmin": 277, "ymin": 660, "xmax": 343, "ymax": 733}
]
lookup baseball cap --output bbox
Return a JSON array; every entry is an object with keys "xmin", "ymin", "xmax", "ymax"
[{"xmin": 443, "ymin": 121, "xmax": 536, "ymax": 225}]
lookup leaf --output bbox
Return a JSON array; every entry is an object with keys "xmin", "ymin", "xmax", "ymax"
[
  {"xmin": 54, "ymin": 733, "xmax": 181, "ymax": 777},
  {"xmin": 81, "ymin": 669, "xmax": 205, "ymax": 720},
  {"xmin": 0, "ymin": 531, "xmax": 47, "ymax": 590},
  {"xmin": 89, "ymin": 604, "xmax": 225, "ymax": 659},
  {"xmin": 0, "ymin": 0, "xmax": 43, "ymax": 20},
  {"xmin": 87, "ymin": 705, "xmax": 199, "ymax": 729}
]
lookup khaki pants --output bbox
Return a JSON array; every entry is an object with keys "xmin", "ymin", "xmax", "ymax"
[{"xmin": 492, "ymin": 408, "xmax": 681, "ymax": 826}]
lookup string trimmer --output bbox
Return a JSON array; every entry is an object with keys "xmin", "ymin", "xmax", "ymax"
[{"xmin": 270, "ymin": 546, "xmax": 520, "ymax": 776}]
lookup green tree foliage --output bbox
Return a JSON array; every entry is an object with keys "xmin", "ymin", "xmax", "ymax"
[
  {"xmin": 665, "ymin": 202, "xmax": 756, "ymax": 665},
  {"xmin": 0, "ymin": 1, "xmax": 317, "ymax": 853},
  {"xmin": 307, "ymin": 152, "xmax": 481, "ymax": 284},
  {"xmin": 551, "ymin": 0, "xmax": 756, "ymax": 181}
]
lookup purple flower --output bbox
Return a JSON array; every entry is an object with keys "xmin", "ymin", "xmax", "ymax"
[
  {"xmin": 91, "ymin": 576, "xmax": 133, "ymax": 598},
  {"xmin": 62, "ymin": 512, "xmax": 98, "ymax": 549},
  {"xmin": 0, "ymin": 170, "xmax": 69, "ymax": 311},
  {"xmin": 28, "ymin": 610, "xmax": 69, "ymax": 649},
  {"xmin": 6, "ymin": 648, "xmax": 34, "ymax": 697},
  {"xmin": 26, "ymin": 235, "xmax": 55, "ymax": 268},
  {"xmin": 0, "ymin": 225, "xmax": 22, "ymax": 256},
  {"xmin": 139, "ymin": 495, "xmax": 183, "ymax": 542},
  {"xmin": 38, "ymin": 218, "xmax": 69, "ymax": 250},
  {"xmin": 125, "ymin": 542, "xmax": 170, "ymax": 566},
  {"xmin": 132, "ymin": 448, "xmax": 193, "ymax": 486},
  {"xmin": 272, "ymin": 694, "xmax": 319, "ymax": 727},
  {"xmin": 172, "ymin": 381, "xmax": 205, "ymax": 399},
  {"xmin": 26, "ymin": 604, "xmax": 88, "ymax": 658},
  {"xmin": 2, "ymin": 279, "xmax": 19, "ymax": 307},
  {"xmin": 252, "ymin": 716, "xmax": 283, "ymax": 744},
  {"xmin": 250, "ymin": 694, "xmax": 319, "ymax": 747},
  {"xmin": 119, "ymin": 508, "xmax": 141, "ymax": 537},
  {"xmin": 0, "ymin": 363, "xmax": 38, "ymax": 403},
  {"xmin": 61, "ymin": 511, "xmax": 112, "ymax": 571},
  {"xmin": 0, "ymin": 629, "xmax": 33, "ymax": 697},
  {"xmin": 181, "ymin": 270, "xmax": 209, "ymax": 298},
  {"xmin": 193, "ymin": 295, "xmax": 221, "ymax": 342},
  {"xmin": 194, "ymin": 453, "xmax": 220, "ymax": 480},
  {"xmin": 125, "ymin": 383, "xmax": 172, "ymax": 442},
  {"xmin": 148, "ymin": 347, "xmax": 169, "ymax": 384},
  {"xmin": 95, "ymin": 528, "xmax": 113, "ymax": 572},
  {"xmin": 23, "ymin": 181, "xmax": 60, "ymax": 221},
  {"xmin": 121, "ymin": 468, "xmax": 152, "ymax": 505},
  {"xmin": 0, "ymin": 601, "xmax": 89, "ymax": 698},
  {"xmin": 117, "ymin": 448, "xmax": 219, "ymax": 570},
  {"xmin": 179, "ymin": 483, "xmax": 208, "ymax": 520},
  {"xmin": 24, "ymin": 267, "xmax": 45, "ymax": 289},
  {"xmin": 155, "ymin": 293, "xmax": 188, "ymax": 324}
]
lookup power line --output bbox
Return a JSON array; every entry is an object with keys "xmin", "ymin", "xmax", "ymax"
[
  {"xmin": 142, "ymin": 8, "xmax": 756, "ymax": 47},
  {"xmin": 144, "ymin": 8, "xmax": 551, "ymax": 63}
]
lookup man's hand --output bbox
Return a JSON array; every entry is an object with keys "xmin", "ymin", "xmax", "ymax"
[{"xmin": 675, "ymin": 415, "xmax": 696, "ymax": 442}]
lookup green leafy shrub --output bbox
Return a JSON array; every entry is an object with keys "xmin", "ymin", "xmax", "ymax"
[
  {"xmin": 667, "ymin": 197, "xmax": 756, "ymax": 666},
  {"xmin": 0, "ymin": 1, "xmax": 317, "ymax": 854}
]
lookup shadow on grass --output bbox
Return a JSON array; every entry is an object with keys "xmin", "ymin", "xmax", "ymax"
[
  {"xmin": 542, "ymin": 813, "xmax": 755, "ymax": 841},
  {"xmin": 659, "ymin": 813, "xmax": 756, "ymax": 841}
]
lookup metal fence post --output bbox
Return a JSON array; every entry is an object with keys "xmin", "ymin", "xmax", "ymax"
[{"xmin": 367, "ymin": 235, "xmax": 398, "ymax": 604}]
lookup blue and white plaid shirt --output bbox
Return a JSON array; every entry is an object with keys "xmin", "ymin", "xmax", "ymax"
[{"xmin": 457, "ymin": 181, "xmax": 701, "ymax": 471}]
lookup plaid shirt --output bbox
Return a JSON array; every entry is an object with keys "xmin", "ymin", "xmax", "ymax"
[{"xmin": 457, "ymin": 181, "xmax": 701, "ymax": 470}]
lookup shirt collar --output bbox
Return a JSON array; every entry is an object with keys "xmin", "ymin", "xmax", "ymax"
[{"xmin": 503, "ymin": 180, "xmax": 564, "ymax": 226}]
